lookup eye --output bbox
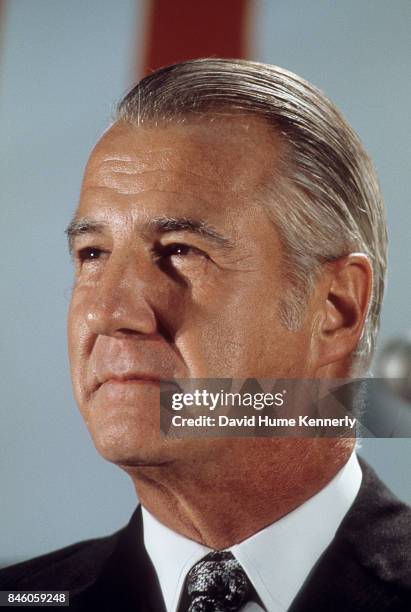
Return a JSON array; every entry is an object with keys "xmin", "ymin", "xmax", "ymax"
[
  {"xmin": 161, "ymin": 243, "xmax": 208, "ymax": 260},
  {"xmin": 76, "ymin": 247, "xmax": 104, "ymax": 263}
]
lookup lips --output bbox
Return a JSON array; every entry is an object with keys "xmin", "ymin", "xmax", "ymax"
[{"xmin": 92, "ymin": 372, "xmax": 162, "ymax": 393}]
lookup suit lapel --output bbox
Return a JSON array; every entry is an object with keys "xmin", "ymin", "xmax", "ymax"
[
  {"xmin": 71, "ymin": 506, "xmax": 166, "ymax": 612},
  {"xmin": 289, "ymin": 458, "xmax": 411, "ymax": 611}
]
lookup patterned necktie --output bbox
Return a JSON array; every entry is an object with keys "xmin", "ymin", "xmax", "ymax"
[{"xmin": 183, "ymin": 550, "xmax": 255, "ymax": 611}]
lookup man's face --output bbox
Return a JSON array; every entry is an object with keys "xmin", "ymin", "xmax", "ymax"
[{"xmin": 68, "ymin": 118, "xmax": 318, "ymax": 465}]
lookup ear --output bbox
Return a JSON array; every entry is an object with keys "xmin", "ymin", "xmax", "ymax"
[{"xmin": 313, "ymin": 253, "xmax": 373, "ymax": 370}]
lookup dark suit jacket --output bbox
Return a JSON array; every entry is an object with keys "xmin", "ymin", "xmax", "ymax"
[{"xmin": 1, "ymin": 458, "xmax": 410, "ymax": 611}]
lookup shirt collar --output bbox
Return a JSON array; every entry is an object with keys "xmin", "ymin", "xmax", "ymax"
[
  {"xmin": 142, "ymin": 452, "xmax": 362, "ymax": 612},
  {"xmin": 142, "ymin": 506, "xmax": 212, "ymax": 612}
]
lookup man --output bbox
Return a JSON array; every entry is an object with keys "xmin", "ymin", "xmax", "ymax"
[{"xmin": 1, "ymin": 58, "xmax": 410, "ymax": 611}]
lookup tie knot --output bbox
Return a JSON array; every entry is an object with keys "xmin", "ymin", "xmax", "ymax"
[{"xmin": 185, "ymin": 551, "xmax": 254, "ymax": 611}]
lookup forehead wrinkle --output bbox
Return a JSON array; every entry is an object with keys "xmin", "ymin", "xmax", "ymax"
[
  {"xmin": 80, "ymin": 118, "xmax": 284, "ymax": 233},
  {"xmin": 75, "ymin": 186, "xmax": 240, "ymax": 246},
  {"xmin": 84, "ymin": 165, "xmax": 262, "ymax": 203},
  {"xmin": 87, "ymin": 153, "xmax": 232, "ymax": 193},
  {"xmin": 88, "ymin": 132, "xmax": 269, "ymax": 194},
  {"xmin": 79, "ymin": 185, "xmax": 220, "ymax": 214}
]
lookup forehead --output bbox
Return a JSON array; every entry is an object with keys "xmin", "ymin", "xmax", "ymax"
[
  {"xmin": 74, "ymin": 117, "xmax": 287, "ymax": 277},
  {"xmin": 82, "ymin": 116, "xmax": 282, "ymax": 198}
]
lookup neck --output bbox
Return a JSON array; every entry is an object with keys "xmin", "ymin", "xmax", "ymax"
[{"xmin": 123, "ymin": 438, "xmax": 354, "ymax": 550}]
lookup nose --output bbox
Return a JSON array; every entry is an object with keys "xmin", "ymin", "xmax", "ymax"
[{"xmin": 85, "ymin": 257, "xmax": 158, "ymax": 338}]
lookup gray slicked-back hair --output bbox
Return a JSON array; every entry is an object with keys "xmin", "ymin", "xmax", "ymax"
[{"xmin": 116, "ymin": 58, "xmax": 387, "ymax": 374}]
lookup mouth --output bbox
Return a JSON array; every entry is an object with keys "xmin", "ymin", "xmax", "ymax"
[{"xmin": 93, "ymin": 374, "xmax": 162, "ymax": 394}]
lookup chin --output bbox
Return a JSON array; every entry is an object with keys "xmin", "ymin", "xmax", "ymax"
[
  {"xmin": 89, "ymin": 421, "xmax": 176, "ymax": 467},
  {"xmin": 90, "ymin": 421, "xmax": 162, "ymax": 465},
  {"xmin": 82, "ymin": 382, "xmax": 167, "ymax": 463}
]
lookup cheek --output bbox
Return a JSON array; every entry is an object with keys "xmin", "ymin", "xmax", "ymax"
[
  {"xmin": 67, "ymin": 300, "xmax": 81, "ymax": 360},
  {"xmin": 181, "ymin": 280, "xmax": 310, "ymax": 378},
  {"xmin": 67, "ymin": 297, "xmax": 90, "ymax": 392},
  {"xmin": 174, "ymin": 288, "xmax": 277, "ymax": 377}
]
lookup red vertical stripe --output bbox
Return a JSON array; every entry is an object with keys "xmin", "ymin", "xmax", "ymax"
[{"xmin": 142, "ymin": 0, "xmax": 249, "ymax": 75}]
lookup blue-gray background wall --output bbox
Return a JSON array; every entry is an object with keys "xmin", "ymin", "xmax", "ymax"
[{"xmin": 1, "ymin": 0, "xmax": 410, "ymax": 567}]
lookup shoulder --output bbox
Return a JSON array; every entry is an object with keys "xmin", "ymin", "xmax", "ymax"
[
  {"xmin": 294, "ymin": 458, "xmax": 411, "ymax": 611},
  {"xmin": 344, "ymin": 457, "xmax": 411, "ymax": 588},
  {"xmin": 0, "ymin": 506, "xmax": 163, "ymax": 611},
  {"xmin": 0, "ymin": 529, "xmax": 123, "ymax": 592}
]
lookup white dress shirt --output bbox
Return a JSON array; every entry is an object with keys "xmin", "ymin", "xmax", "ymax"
[{"xmin": 142, "ymin": 452, "xmax": 362, "ymax": 612}]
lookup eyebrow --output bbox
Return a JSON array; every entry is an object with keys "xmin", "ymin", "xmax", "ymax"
[
  {"xmin": 148, "ymin": 216, "xmax": 234, "ymax": 249},
  {"xmin": 65, "ymin": 218, "xmax": 106, "ymax": 254},
  {"xmin": 65, "ymin": 215, "xmax": 235, "ymax": 254}
]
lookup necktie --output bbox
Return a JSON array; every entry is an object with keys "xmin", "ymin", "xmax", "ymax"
[{"xmin": 183, "ymin": 550, "xmax": 255, "ymax": 611}]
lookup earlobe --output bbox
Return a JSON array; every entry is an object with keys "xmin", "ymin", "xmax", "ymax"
[{"xmin": 315, "ymin": 254, "xmax": 373, "ymax": 370}]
